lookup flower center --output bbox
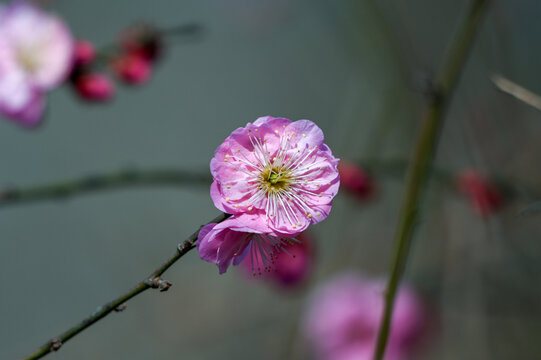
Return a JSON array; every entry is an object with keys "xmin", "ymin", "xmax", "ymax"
[
  {"xmin": 17, "ymin": 48, "xmax": 40, "ymax": 73},
  {"xmin": 268, "ymin": 171, "xmax": 281, "ymax": 185},
  {"xmin": 260, "ymin": 166, "xmax": 291, "ymax": 193}
]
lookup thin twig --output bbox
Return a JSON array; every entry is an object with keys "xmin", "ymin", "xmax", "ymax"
[
  {"xmin": 373, "ymin": 1, "xmax": 490, "ymax": 359},
  {"xmin": 159, "ymin": 23, "xmax": 204, "ymax": 40},
  {"xmin": 0, "ymin": 168, "xmax": 211, "ymax": 208},
  {"xmin": 94, "ymin": 22, "xmax": 203, "ymax": 63},
  {"xmin": 492, "ymin": 74, "xmax": 541, "ymax": 112},
  {"xmin": 22, "ymin": 212, "xmax": 230, "ymax": 360}
]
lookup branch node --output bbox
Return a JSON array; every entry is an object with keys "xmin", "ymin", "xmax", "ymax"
[
  {"xmin": 114, "ymin": 303, "xmax": 127, "ymax": 312},
  {"xmin": 411, "ymin": 71, "xmax": 444, "ymax": 103},
  {"xmin": 177, "ymin": 241, "xmax": 192, "ymax": 253},
  {"xmin": 49, "ymin": 338, "xmax": 62, "ymax": 352},
  {"xmin": 146, "ymin": 277, "xmax": 172, "ymax": 292}
]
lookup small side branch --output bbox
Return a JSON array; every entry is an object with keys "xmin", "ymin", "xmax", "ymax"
[
  {"xmin": 22, "ymin": 212, "xmax": 229, "ymax": 360},
  {"xmin": 492, "ymin": 74, "xmax": 541, "ymax": 112}
]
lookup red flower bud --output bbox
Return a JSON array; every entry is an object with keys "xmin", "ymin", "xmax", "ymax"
[
  {"xmin": 120, "ymin": 23, "xmax": 162, "ymax": 62},
  {"xmin": 457, "ymin": 170, "xmax": 503, "ymax": 217},
  {"xmin": 73, "ymin": 73, "xmax": 115, "ymax": 102},
  {"xmin": 338, "ymin": 161, "xmax": 375, "ymax": 200},
  {"xmin": 73, "ymin": 39, "xmax": 96, "ymax": 67},
  {"xmin": 111, "ymin": 53, "xmax": 152, "ymax": 85}
]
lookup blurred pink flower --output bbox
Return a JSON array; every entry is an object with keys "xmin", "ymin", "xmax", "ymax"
[
  {"xmin": 73, "ymin": 73, "xmax": 114, "ymax": 102},
  {"xmin": 338, "ymin": 161, "xmax": 375, "ymax": 200},
  {"xmin": 210, "ymin": 116, "xmax": 340, "ymax": 235},
  {"xmin": 197, "ymin": 214, "xmax": 301, "ymax": 274},
  {"xmin": 239, "ymin": 230, "xmax": 315, "ymax": 288},
  {"xmin": 457, "ymin": 169, "xmax": 503, "ymax": 217},
  {"xmin": 111, "ymin": 52, "xmax": 152, "ymax": 85},
  {"xmin": 0, "ymin": 1, "xmax": 73, "ymax": 127},
  {"xmin": 302, "ymin": 273, "xmax": 425, "ymax": 360}
]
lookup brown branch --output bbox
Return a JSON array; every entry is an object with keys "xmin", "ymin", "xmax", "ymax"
[{"xmin": 22, "ymin": 212, "xmax": 230, "ymax": 360}]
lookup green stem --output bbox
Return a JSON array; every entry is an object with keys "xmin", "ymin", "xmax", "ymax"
[
  {"xmin": 22, "ymin": 212, "xmax": 229, "ymax": 360},
  {"xmin": 0, "ymin": 168, "xmax": 211, "ymax": 208},
  {"xmin": 373, "ymin": 1, "xmax": 490, "ymax": 359}
]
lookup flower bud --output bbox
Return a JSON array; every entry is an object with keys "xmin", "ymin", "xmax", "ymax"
[
  {"xmin": 73, "ymin": 39, "xmax": 96, "ymax": 67},
  {"xmin": 73, "ymin": 73, "xmax": 115, "ymax": 102},
  {"xmin": 120, "ymin": 23, "xmax": 162, "ymax": 62},
  {"xmin": 111, "ymin": 53, "xmax": 152, "ymax": 85},
  {"xmin": 457, "ymin": 169, "xmax": 503, "ymax": 217},
  {"xmin": 338, "ymin": 161, "xmax": 374, "ymax": 200}
]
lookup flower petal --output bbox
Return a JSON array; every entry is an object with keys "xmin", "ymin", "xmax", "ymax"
[{"xmin": 196, "ymin": 223, "xmax": 221, "ymax": 264}]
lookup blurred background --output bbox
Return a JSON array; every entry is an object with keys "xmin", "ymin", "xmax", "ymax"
[{"xmin": 1, "ymin": 0, "xmax": 541, "ymax": 359}]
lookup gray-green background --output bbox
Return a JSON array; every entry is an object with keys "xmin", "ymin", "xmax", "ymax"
[{"xmin": 1, "ymin": 0, "xmax": 541, "ymax": 359}]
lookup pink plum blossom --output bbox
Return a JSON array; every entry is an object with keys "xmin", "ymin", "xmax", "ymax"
[
  {"xmin": 197, "ymin": 214, "xmax": 302, "ymax": 274},
  {"xmin": 239, "ymin": 230, "xmax": 314, "ymax": 288},
  {"xmin": 302, "ymin": 273, "xmax": 425, "ymax": 360},
  {"xmin": 0, "ymin": 1, "xmax": 73, "ymax": 127},
  {"xmin": 210, "ymin": 116, "xmax": 340, "ymax": 235}
]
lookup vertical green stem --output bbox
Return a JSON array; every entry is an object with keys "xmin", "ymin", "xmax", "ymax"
[{"xmin": 373, "ymin": 1, "xmax": 490, "ymax": 359}]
